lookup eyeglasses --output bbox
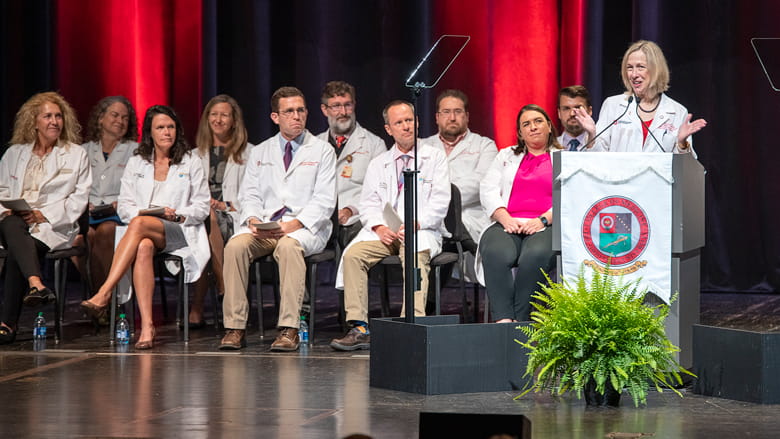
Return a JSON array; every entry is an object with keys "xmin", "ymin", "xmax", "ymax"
[
  {"xmin": 325, "ymin": 102, "xmax": 354, "ymax": 112},
  {"xmin": 437, "ymin": 108, "xmax": 466, "ymax": 116},
  {"xmin": 277, "ymin": 107, "xmax": 307, "ymax": 118}
]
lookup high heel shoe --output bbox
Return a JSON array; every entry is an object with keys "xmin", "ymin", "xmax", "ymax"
[
  {"xmin": 134, "ymin": 328, "xmax": 156, "ymax": 350},
  {"xmin": 0, "ymin": 323, "xmax": 16, "ymax": 345},
  {"xmin": 80, "ymin": 300, "xmax": 109, "ymax": 323}
]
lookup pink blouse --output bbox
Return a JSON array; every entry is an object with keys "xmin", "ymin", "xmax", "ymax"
[{"xmin": 506, "ymin": 152, "xmax": 552, "ymax": 218}]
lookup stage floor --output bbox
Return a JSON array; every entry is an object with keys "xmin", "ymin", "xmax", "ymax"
[{"xmin": 1, "ymin": 273, "xmax": 780, "ymax": 438}]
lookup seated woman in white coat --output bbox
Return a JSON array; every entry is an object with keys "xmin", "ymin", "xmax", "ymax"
[
  {"xmin": 189, "ymin": 94, "xmax": 253, "ymax": 328},
  {"xmin": 573, "ymin": 40, "xmax": 707, "ymax": 154},
  {"xmin": 80, "ymin": 105, "xmax": 210, "ymax": 349},
  {"xmin": 0, "ymin": 92, "xmax": 91, "ymax": 344},
  {"xmin": 478, "ymin": 104, "xmax": 562, "ymax": 323},
  {"xmin": 76, "ymin": 96, "xmax": 138, "ymax": 296}
]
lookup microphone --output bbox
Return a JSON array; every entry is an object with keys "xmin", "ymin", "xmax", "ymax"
[
  {"xmin": 582, "ymin": 95, "xmax": 633, "ymax": 150},
  {"xmin": 635, "ymin": 96, "xmax": 666, "ymax": 152}
]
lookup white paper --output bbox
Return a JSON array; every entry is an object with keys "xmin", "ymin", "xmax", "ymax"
[{"xmin": 383, "ymin": 202, "xmax": 402, "ymax": 232}]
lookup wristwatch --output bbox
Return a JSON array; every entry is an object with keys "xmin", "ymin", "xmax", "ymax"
[{"xmin": 539, "ymin": 216, "xmax": 549, "ymax": 227}]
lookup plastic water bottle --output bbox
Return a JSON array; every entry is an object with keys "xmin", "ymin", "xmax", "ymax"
[
  {"xmin": 116, "ymin": 314, "xmax": 130, "ymax": 345},
  {"xmin": 33, "ymin": 312, "xmax": 46, "ymax": 340},
  {"xmin": 299, "ymin": 315, "xmax": 309, "ymax": 343}
]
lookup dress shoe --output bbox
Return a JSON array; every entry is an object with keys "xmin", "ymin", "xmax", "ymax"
[
  {"xmin": 270, "ymin": 327, "xmax": 300, "ymax": 352},
  {"xmin": 23, "ymin": 287, "xmax": 55, "ymax": 307},
  {"xmin": 219, "ymin": 329, "xmax": 246, "ymax": 350},
  {"xmin": 80, "ymin": 300, "xmax": 109, "ymax": 323},
  {"xmin": 330, "ymin": 326, "xmax": 371, "ymax": 351},
  {"xmin": 134, "ymin": 328, "xmax": 156, "ymax": 350},
  {"xmin": 0, "ymin": 324, "xmax": 16, "ymax": 345}
]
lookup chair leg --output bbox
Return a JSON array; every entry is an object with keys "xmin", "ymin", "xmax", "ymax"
[
  {"xmin": 254, "ymin": 261, "xmax": 265, "ymax": 338},
  {"xmin": 434, "ymin": 265, "xmax": 441, "ymax": 316},
  {"xmin": 380, "ymin": 265, "xmax": 391, "ymax": 317},
  {"xmin": 473, "ymin": 283, "xmax": 481, "ymax": 323},
  {"xmin": 182, "ymin": 280, "xmax": 188, "ymax": 343},
  {"xmin": 157, "ymin": 258, "xmax": 169, "ymax": 322},
  {"xmin": 307, "ymin": 262, "xmax": 317, "ymax": 346},
  {"xmin": 109, "ymin": 286, "xmax": 118, "ymax": 343},
  {"xmin": 53, "ymin": 260, "xmax": 63, "ymax": 343},
  {"xmin": 210, "ymin": 277, "xmax": 221, "ymax": 331}
]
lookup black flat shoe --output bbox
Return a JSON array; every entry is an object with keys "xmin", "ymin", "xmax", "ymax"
[
  {"xmin": 0, "ymin": 324, "xmax": 16, "ymax": 345},
  {"xmin": 23, "ymin": 287, "xmax": 55, "ymax": 307},
  {"xmin": 188, "ymin": 320, "xmax": 206, "ymax": 329}
]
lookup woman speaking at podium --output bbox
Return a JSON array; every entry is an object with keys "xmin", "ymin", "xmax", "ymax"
[
  {"xmin": 477, "ymin": 105, "xmax": 562, "ymax": 323},
  {"xmin": 575, "ymin": 40, "xmax": 707, "ymax": 154}
]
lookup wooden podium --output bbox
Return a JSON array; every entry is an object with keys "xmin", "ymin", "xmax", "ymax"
[{"xmin": 552, "ymin": 151, "xmax": 705, "ymax": 367}]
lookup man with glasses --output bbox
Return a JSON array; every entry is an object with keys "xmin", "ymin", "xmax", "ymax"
[
  {"xmin": 422, "ymin": 89, "xmax": 496, "ymax": 280},
  {"xmin": 557, "ymin": 85, "xmax": 593, "ymax": 151},
  {"xmin": 317, "ymin": 81, "xmax": 386, "ymax": 248},
  {"xmin": 219, "ymin": 86, "xmax": 336, "ymax": 352}
]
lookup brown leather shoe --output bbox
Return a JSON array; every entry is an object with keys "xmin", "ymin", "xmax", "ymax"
[
  {"xmin": 219, "ymin": 329, "xmax": 246, "ymax": 350},
  {"xmin": 270, "ymin": 327, "xmax": 299, "ymax": 352},
  {"xmin": 330, "ymin": 326, "xmax": 371, "ymax": 351}
]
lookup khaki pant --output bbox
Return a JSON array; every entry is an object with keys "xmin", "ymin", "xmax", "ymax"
[
  {"xmin": 222, "ymin": 233, "xmax": 305, "ymax": 329},
  {"xmin": 342, "ymin": 240, "xmax": 430, "ymax": 323}
]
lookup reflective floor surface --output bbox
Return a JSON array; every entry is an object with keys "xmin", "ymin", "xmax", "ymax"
[{"xmin": 1, "ymin": 271, "xmax": 780, "ymax": 438}]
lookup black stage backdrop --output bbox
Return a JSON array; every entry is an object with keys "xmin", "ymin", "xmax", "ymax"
[{"xmin": 0, "ymin": 0, "xmax": 779, "ymax": 293}]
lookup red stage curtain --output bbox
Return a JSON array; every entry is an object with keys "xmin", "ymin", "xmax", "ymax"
[
  {"xmin": 56, "ymin": 0, "xmax": 202, "ymax": 141},
  {"xmin": 434, "ymin": 0, "xmax": 586, "ymax": 148}
]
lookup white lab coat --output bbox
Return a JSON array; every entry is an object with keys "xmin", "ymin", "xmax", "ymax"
[
  {"xmin": 475, "ymin": 147, "xmax": 558, "ymax": 284},
  {"xmin": 236, "ymin": 131, "xmax": 336, "ymax": 256},
  {"xmin": 195, "ymin": 142, "xmax": 255, "ymax": 226},
  {"xmin": 83, "ymin": 140, "xmax": 137, "ymax": 205},
  {"xmin": 422, "ymin": 130, "xmax": 497, "ymax": 243},
  {"xmin": 0, "ymin": 142, "xmax": 91, "ymax": 250},
  {"xmin": 317, "ymin": 122, "xmax": 387, "ymax": 226},
  {"xmin": 114, "ymin": 151, "xmax": 210, "ymax": 303},
  {"xmin": 335, "ymin": 143, "xmax": 451, "ymax": 289},
  {"xmin": 590, "ymin": 93, "xmax": 696, "ymax": 157}
]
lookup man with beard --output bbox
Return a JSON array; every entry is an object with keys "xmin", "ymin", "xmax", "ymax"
[
  {"xmin": 317, "ymin": 81, "xmax": 386, "ymax": 247},
  {"xmin": 422, "ymin": 89, "xmax": 496, "ymax": 280},
  {"xmin": 557, "ymin": 85, "xmax": 593, "ymax": 151}
]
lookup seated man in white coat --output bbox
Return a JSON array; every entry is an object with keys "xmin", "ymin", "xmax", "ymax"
[
  {"xmin": 423, "ymin": 89, "xmax": 496, "ymax": 281},
  {"xmin": 219, "ymin": 87, "xmax": 336, "ymax": 351},
  {"xmin": 330, "ymin": 100, "xmax": 450, "ymax": 351},
  {"xmin": 317, "ymin": 81, "xmax": 387, "ymax": 248}
]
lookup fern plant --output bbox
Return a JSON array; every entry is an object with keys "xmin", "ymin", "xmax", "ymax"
[{"xmin": 517, "ymin": 265, "xmax": 695, "ymax": 407}]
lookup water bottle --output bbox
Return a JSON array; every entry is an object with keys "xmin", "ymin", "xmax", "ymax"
[
  {"xmin": 299, "ymin": 315, "xmax": 309, "ymax": 343},
  {"xmin": 33, "ymin": 312, "xmax": 46, "ymax": 340},
  {"xmin": 116, "ymin": 314, "xmax": 130, "ymax": 345}
]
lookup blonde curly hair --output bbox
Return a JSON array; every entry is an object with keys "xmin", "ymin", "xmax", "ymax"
[{"xmin": 10, "ymin": 91, "xmax": 82, "ymax": 146}]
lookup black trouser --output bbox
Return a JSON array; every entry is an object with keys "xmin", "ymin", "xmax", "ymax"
[
  {"xmin": 479, "ymin": 223, "xmax": 555, "ymax": 321},
  {"xmin": 0, "ymin": 215, "xmax": 49, "ymax": 327}
]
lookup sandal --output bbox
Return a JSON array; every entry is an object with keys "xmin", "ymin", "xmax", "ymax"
[{"xmin": 0, "ymin": 323, "xmax": 16, "ymax": 345}]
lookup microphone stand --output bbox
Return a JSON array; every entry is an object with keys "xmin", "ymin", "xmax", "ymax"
[{"xmin": 402, "ymin": 84, "xmax": 423, "ymax": 323}]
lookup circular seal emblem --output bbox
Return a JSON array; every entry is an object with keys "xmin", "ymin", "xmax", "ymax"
[{"xmin": 581, "ymin": 196, "xmax": 650, "ymax": 266}]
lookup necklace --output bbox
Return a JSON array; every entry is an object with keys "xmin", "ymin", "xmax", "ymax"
[{"xmin": 638, "ymin": 97, "xmax": 660, "ymax": 113}]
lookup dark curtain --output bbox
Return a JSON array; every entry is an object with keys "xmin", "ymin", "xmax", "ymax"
[
  {"xmin": 203, "ymin": 0, "xmax": 433, "ymax": 145},
  {"xmin": 0, "ymin": 1, "xmax": 55, "ymax": 152},
  {"xmin": 0, "ymin": 0, "xmax": 778, "ymax": 293}
]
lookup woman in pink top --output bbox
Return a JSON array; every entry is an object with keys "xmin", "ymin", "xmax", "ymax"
[{"xmin": 478, "ymin": 104, "xmax": 563, "ymax": 322}]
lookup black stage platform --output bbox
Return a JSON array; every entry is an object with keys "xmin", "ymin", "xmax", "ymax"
[{"xmin": 2, "ymin": 269, "xmax": 780, "ymax": 438}]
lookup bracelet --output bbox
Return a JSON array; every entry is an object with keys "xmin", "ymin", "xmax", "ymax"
[
  {"xmin": 677, "ymin": 140, "xmax": 690, "ymax": 150},
  {"xmin": 174, "ymin": 215, "xmax": 182, "ymax": 223}
]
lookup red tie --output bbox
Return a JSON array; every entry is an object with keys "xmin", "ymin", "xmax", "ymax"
[
  {"xmin": 283, "ymin": 142, "xmax": 292, "ymax": 170},
  {"xmin": 336, "ymin": 136, "xmax": 346, "ymax": 149}
]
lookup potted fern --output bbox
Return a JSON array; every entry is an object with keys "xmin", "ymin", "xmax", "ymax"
[{"xmin": 517, "ymin": 265, "xmax": 694, "ymax": 407}]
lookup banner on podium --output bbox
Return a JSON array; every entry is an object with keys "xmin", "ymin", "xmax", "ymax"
[{"xmin": 559, "ymin": 153, "xmax": 673, "ymax": 303}]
